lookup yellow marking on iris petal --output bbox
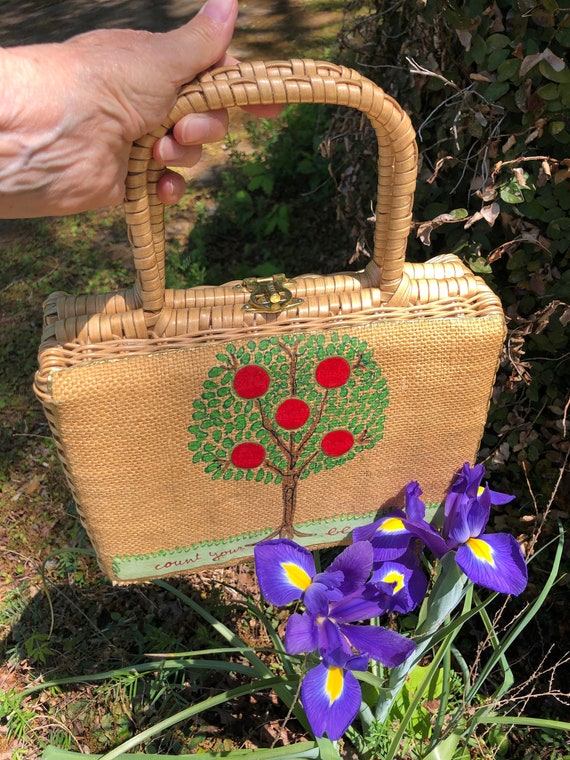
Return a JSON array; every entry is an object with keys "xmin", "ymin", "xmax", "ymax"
[
  {"xmin": 281, "ymin": 562, "xmax": 312, "ymax": 590},
  {"xmin": 325, "ymin": 666, "xmax": 344, "ymax": 704},
  {"xmin": 477, "ymin": 486, "xmax": 485, "ymax": 497},
  {"xmin": 382, "ymin": 570, "xmax": 405, "ymax": 594},
  {"xmin": 379, "ymin": 517, "xmax": 405, "ymax": 533},
  {"xmin": 466, "ymin": 537, "xmax": 495, "ymax": 566}
]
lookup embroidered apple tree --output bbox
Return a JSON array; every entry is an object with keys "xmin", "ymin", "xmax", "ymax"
[{"xmin": 188, "ymin": 332, "xmax": 388, "ymax": 538}]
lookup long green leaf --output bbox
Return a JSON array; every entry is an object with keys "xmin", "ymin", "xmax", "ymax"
[
  {"xmin": 422, "ymin": 730, "xmax": 465, "ymax": 760},
  {"xmin": 22, "ymin": 657, "xmax": 257, "ymax": 697},
  {"xmin": 153, "ymin": 579, "xmax": 310, "ymax": 731},
  {"xmin": 476, "ymin": 715, "xmax": 570, "ymax": 731},
  {"xmin": 315, "ymin": 737, "xmax": 343, "ymax": 759},
  {"xmin": 212, "ymin": 579, "xmax": 296, "ymax": 675},
  {"xmin": 92, "ymin": 675, "xmax": 297, "ymax": 760},
  {"xmin": 375, "ymin": 554, "xmax": 469, "ymax": 723},
  {"xmin": 384, "ymin": 629, "xmax": 455, "ymax": 760},
  {"xmin": 472, "ymin": 591, "xmax": 513, "ymax": 699},
  {"xmin": 43, "ymin": 738, "xmax": 321, "ymax": 760}
]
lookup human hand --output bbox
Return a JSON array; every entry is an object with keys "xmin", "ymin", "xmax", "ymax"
[{"xmin": 0, "ymin": 0, "xmax": 279, "ymax": 218}]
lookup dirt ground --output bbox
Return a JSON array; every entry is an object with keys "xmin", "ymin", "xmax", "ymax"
[{"xmin": 0, "ymin": 0, "xmax": 341, "ymax": 58}]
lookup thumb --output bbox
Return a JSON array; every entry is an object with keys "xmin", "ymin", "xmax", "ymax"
[{"xmin": 159, "ymin": 0, "xmax": 239, "ymax": 87}]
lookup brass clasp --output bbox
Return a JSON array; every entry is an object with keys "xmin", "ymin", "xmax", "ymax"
[{"xmin": 240, "ymin": 274, "xmax": 303, "ymax": 314}]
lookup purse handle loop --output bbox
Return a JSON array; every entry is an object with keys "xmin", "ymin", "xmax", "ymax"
[{"xmin": 124, "ymin": 59, "xmax": 418, "ymax": 318}]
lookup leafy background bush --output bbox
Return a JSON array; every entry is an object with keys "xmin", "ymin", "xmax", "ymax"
[
  {"xmin": 185, "ymin": 0, "xmax": 569, "ymax": 508},
  {"xmin": 328, "ymin": 0, "xmax": 570, "ymax": 507}
]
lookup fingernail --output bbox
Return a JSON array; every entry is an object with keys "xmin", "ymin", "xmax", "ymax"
[{"xmin": 198, "ymin": 0, "xmax": 234, "ymax": 23}]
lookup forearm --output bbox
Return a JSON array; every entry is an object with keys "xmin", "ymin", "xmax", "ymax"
[
  {"xmin": 0, "ymin": 1, "xmax": 242, "ymax": 219},
  {"xmin": 0, "ymin": 42, "xmax": 124, "ymax": 218}
]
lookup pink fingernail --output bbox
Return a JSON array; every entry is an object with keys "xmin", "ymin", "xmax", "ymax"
[{"xmin": 199, "ymin": 0, "xmax": 234, "ymax": 23}]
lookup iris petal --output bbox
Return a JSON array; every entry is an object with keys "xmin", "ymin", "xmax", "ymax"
[
  {"xmin": 301, "ymin": 663, "xmax": 362, "ymax": 740},
  {"xmin": 327, "ymin": 541, "xmax": 373, "ymax": 594},
  {"xmin": 467, "ymin": 488, "xmax": 491, "ymax": 537},
  {"xmin": 404, "ymin": 481, "xmax": 426, "ymax": 522},
  {"xmin": 316, "ymin": 617, "xmax": 352, "ymax": 663},
  {"xmin": 304, "ymin": 582, "xmax": 338, "ymax": 615},
  {"xmin": 455, "ymin": 533, "xmax": 527, "ymax": 595},
  {"xmin": 371, "ymin": 559, "xmax": 428, "ymax": 613},
  {"xmin": 353, "ymin": 512, "xmax": 412, "ymax": 561},
  {"xmin": 402, "ymin": 519, "xmax": 449, "ymax": 558},
  {"xmin": 328, "ymin": 587, "xmax": 388, "ymax": 622},
  {"xmin": 338, "ymin": 623, "xmax": 415, "ymax": 667},
  {"xmin": 254, "ymin": 539, "xmax": 316, "ymax": 605},
  {"xmin": 284, "ymin": 612, "xmax": 318, "ymax": 655}
]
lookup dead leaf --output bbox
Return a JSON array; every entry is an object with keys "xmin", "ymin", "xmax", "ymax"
[
  {"xmin": 512, "ymin": 167, "xmax": 528, "ymax": 186},
  {"xmin": 520, "ymin": 47, "xmax": 565, "ymax": 77},
  {"xmin": 502, "ymin": 134, "xmax": 517, "ymax": 153},
  {"xmin": 520, "ymin": 52, "xmax": 543, "ymax": 77},
  {"xmin": 426, "ymin": 155, "xmax": 457, "ymax": 184},
  {"xmin": 554, "ymin": 168, "xmax": 570, "ymax": 184},
  {"xmin": 456, "ymin": 28, "xmax": 472, "ymax": 50},
  {"xmin": 464, "ymin": 202, "xmax": 501, "ymax": 229},
  {"xmin": 416, "ymin": 211, "xmax": 467, "ymax": 245},
  {"xmin": 470, "ymin": 72, "xmax": 494, "ymax": 82},
  {"xmin": 542, "ymin": 48, "xmax": 566, "ymax": 71},
  {"xmin": 488, "ymin": 239, "xmax": 519, "ymax": 264}
]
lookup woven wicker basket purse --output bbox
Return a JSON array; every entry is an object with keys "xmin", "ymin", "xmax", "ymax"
[{"xmin": 35, "ymin": 60, "xmax": 505, "ymax": 584}]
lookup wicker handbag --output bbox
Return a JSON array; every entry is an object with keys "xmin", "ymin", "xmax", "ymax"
[{"xmin": 34, "ymin": 60, "xmax": 505, "ymax": 584}]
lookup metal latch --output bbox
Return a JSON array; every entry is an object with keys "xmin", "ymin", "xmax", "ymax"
[{"xmin": 240, "ymin": 274, "xmax": 303, "ymax": 314}]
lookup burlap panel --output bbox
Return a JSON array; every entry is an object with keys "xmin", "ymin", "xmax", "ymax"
[{"xmin": 45, "ymin": 315, "xmax": 505, "ymax": 580}]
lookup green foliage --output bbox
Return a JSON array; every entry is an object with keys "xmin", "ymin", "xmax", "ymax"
[
  {"xmin": 34, "ymin": 528, "xmax": 569, "ymax": 759},
  {"xmin": 333, "ymin": 0, "xmax": 570, "ymax": 502},
  {"xmin": 0, "ymin": 689, "xmax": 36, "ymax": 743},
  {"xmin": 183, "ymin": 105, "xmax": 353, "ymax": 285}
]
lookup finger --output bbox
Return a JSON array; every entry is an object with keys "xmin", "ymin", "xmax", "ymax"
[
  {"xmin": 156, "ymin": 169, "xmax": 187, "ymax": 204},
  {"xmin": 158, "ymin": 0, "xmax": 238, "ymax": 88},
  {"xmin": 243, "ymin": 103, "xmax": 284, "ymax": 118},
  {"xmin": 153, "ymin": 139, "xmax": 202, "ymax": 166},
  {"xmin": 172, "ymin": 110, "xmax": 229, "ymax": 145}
]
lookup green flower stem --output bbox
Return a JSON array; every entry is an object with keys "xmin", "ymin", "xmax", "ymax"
[{"xmin": 429, "ymin": 639, "xmax": 452, "ymax": 749}]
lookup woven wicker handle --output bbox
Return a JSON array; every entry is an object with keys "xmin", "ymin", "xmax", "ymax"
[{"xmin": 124, "ymin": 59, "xmax": 418, "ymax": 315}]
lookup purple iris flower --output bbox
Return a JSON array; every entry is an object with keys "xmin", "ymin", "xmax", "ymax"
[
  {"xmin": 370, "ymin": 548, "xmax": 428, "ymax": 614},
  {"xmin": 254, "ymin": 536, "xmax": 416, "ymax": 741},
  {"xmin": 285, "ymin": 586, "xmax": 415, "ymax": 667},
  {"xmin": 287, "ymin": 587, "xmax": 414, "ymax": 741},
  {"xmin": 443, "ymin": 462, "xmax": 514, "ymax": 542},
  {"xmin": 253, "ymin": 539, "xmax": 374, "ymax": 611},
  {"xmin": 401, "ymin": 464, "xmax": 527, "ymax": 596},
  {"xmin": 353, "ymin": 481, "xmax": 448, "ymax": 560},
  {"xmin": 441, "ymin": 478, "xmax": 527, "ymax": 595}
]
